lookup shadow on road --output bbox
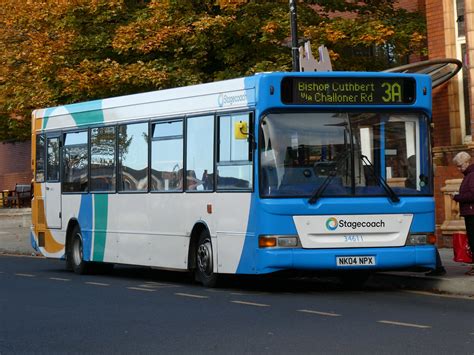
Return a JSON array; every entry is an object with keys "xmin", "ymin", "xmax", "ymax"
[{"xmin": 79, "ymin": 263, "xmax": 399, "ymax": 294}]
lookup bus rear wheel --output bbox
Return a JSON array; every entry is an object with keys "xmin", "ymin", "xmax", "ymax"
[
  {"xmin": 70, "ymin": 225, "xmax": 89, "ymax": 275},
  {"xmin": 195, "ymin": 230, "xmax": 218, "ymax": 287}
]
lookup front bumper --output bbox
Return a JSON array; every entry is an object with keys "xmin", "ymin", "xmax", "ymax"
[{"xmin": 254, "ymin": 245, "xmax": 436, "ymax": 274}]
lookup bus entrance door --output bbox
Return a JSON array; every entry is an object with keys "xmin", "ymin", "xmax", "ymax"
[
  {"xmin": 45, "ymin": 183, "xmax": 61, "ymax": 229},
  {"xmin": 45, "ymin": 136, "xmax": 62, "ymax": 229}
]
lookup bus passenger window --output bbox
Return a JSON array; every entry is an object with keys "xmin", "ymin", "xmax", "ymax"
[
  {"xmin": 118, "ymin": 123, "xmax": 149, "ymax": 192},
  {"xmin": 217, "ymin": 113, "xmax": 252, "ymax": 190},
  {"xmin": 63, "ymin": 131, "xmax": 88, "ymax": 193},
  {"xmin": 151, "ymin": 120, "xmax": 183, "ymax": 192},
  {"xmin": 90, "ymin": 126, "xmax": 116, "ymax": 192},
  {"xmin": 186, "ymin": 115, "xmax": 214, "ymax": 191},
  {"xmin": 46, "ymin": 137, "xmax": 60, "ymax": 181},
  {"xmin": 35, "ymin": 135, "xmax": 45, "ymax": 182}
]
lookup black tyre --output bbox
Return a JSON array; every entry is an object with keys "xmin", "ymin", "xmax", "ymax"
[
  {"xmin": 195, "ymin": 230, "xmax": 218, "ymax": 287},
  {"xmin": 65, "ymin": 244, "xmax": 73, "ymax": 272},
  {"xmin": 70, "ymin": 225, "xmax": 89, "ymax": 275}
]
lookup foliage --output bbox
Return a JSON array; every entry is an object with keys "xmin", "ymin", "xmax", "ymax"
[
  {"xmin": 304, "ymin": 0, "xmax": 427, "ymax": 71},
  {"xmin": 0, "ymin": 0, "xmax": 427, "ymax": 141}
]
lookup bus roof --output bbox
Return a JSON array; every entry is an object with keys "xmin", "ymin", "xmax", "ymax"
[{"xmin": 33, "ymin": 71, "xmax": 431, "ymax": 131}]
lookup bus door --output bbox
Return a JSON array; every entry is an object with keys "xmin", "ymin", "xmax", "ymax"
[{"xmin": 45, "ymin": 135, "xmax": 61, "ymax": 229}]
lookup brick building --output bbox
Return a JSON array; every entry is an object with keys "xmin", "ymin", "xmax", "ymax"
[
  {"xmin": 0, "ymin": 141, "xmax": 32, "ymax": 191},
  {"xmin": 426, "ymin": 0, "xmax": 473, "ymax": 244}
]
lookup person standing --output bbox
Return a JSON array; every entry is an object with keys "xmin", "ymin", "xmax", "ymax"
[{"xmin": 452, "ymin": 151, "xmax": 474, "ymax": 276}]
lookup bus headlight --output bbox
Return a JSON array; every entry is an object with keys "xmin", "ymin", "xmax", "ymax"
[
  {"xmin": 406, "ymin": 234, "xmax": 436, "ymax": 245},
  {"xmin": 259, "ymin": 235, "xmax": 300, "ymax": 248}
]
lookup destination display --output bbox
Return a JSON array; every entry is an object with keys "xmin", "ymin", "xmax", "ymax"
[{"xmin": 281, "ymin": 76, "xmax": 416, "ymax": 105}]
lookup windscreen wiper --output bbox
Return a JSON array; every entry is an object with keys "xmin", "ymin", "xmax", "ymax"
[
  {"xmin": 308, "ymin": 150, "xmax": 350, "ymax": 205},
  {"xmin": 360, "ymin": 155, "xmax": 400, "ymax": 203}
]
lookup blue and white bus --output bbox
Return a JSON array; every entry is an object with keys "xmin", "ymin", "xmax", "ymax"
[{"xmin": 31, "ymin": 71, "xmax": 436, "ymax": 286}]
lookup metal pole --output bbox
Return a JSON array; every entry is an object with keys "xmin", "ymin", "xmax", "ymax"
[{"xmin": 289, "ymin": 0, "xmax": 299, "ymax": 72}]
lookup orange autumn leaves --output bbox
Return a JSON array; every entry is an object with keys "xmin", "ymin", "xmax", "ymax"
[{"xmin": 0, "ymin": 0, "xmax": 426, "ymax": 140}]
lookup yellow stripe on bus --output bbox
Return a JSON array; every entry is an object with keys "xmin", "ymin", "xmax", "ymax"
[{"xmin": 43, "ymin": 229, "xmax": 64, "ymax": 253}]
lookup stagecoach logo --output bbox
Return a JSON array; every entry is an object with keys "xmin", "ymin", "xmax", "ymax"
[
  {"xmin": 326, "ymin": 217, "xmax": 338, "ymax": 231},
  {"xmin": 218, "ymin": 93, "xmax": 248, "ymax": 107},
  {"xmin": 325, "ymin": 217, "xmax": 386, "ymax": 231}
]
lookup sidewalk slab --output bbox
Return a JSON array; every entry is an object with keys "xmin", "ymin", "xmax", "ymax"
[
  {"xmin": 0, "ymin": 208, "xmax": 35, "ymax": 256},
  {"xmin": 371, "ymin": 248, "xmax": 474, "ymax": 297}
]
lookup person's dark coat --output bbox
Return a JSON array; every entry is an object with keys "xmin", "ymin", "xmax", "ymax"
[{"xmin": 454, "ymin": 164, "xmax": 474, "ymax": 216}]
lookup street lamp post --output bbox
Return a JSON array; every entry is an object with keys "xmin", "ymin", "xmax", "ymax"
[{"xmin": 289, "ymin": 0, "xmax": 299, "ymax": 72}]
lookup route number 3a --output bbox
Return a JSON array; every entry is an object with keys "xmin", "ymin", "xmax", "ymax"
[{"xmin": 381, "ymin": 82, "xmax": 402, "ymax": 103}]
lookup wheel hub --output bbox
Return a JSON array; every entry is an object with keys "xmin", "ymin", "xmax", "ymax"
[{"xmin": 197, "ymin": 241, "xmax": 212, "ymax": 276}]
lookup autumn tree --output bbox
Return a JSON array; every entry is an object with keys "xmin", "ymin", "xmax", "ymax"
[
  {"xmin": 0, "ymin": 0, "xmax": 426, "ymax": 141},
  {"xmin": 0, "ymin": 0, "xmax": 74, "ymax": 140},
  {"xmin": 304, "ymin": 0, "xmax": 427, "ymax": 70}
]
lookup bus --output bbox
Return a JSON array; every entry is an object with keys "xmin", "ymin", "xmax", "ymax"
[{"xmin": 31, "ymin": 71, "xmax": 436, "ymax": 287}]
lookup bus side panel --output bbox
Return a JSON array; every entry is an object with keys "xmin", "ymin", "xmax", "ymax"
[
  {"xmin": 60, "ymin": 192, "xmax": 253, "ymax": 272},
  {"xmin": 31, "ymin": 118, "xmax": 67, "ymax": 258},
  {"xmin": 60, "ymin": 193, "xmax": 173, "ymax": 267},
  {"xmin": 59, "ymin": 194, "xmax": 91, "ymax": 259},
  {"xmin": 106, "ymin": 193, "xmax": 189, "ymax": 269},
  {"xmin": 213, "ymin": 193, "xmax": 253, "ymax": 274},
  {"xmin": 31, "ymin": 182, "xmax": 66, "ymax": 258}
]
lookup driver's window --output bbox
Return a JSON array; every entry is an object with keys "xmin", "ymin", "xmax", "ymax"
[{"xmin": 217, "ymin": 113, "xmax": 253, "ymax": 190}]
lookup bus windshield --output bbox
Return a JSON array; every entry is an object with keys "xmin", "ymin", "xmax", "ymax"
[{"xmin": 259, "ymin": 112, "xmax": 432, "ymax": 198}]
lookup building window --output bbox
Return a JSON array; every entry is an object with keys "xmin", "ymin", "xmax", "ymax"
[
  {"xmin": 455, "ymin": 0, "xmax": 471, "ymax": 137},
  {"xmin": 456, "ymin": 0, "xmax": 465, "ymax": 37},
  {"xmin": 461, "ymin": 44, "xmax": 471, "ymax": 136}
]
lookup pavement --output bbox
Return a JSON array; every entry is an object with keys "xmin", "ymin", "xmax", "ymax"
[
  {"xmin": 0, "ymin": 207, "xmax": 35, "ymax": 256},
  {"xmin": 1, "ymin": 208, "xmax": 473, "ymax": 297},
  {"xmin": 370, "ymin": 248, "xmax": 474, "ymax": 297}
]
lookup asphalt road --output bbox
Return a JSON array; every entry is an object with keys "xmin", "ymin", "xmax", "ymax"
[{"xmin": 1, "ymin": 255, "xmax": 473, "ymax": 354}]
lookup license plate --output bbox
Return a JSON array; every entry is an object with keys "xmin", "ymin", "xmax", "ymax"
[{"xmin": 336, "ymin": 256, "xmax": 376, "ymax": 266}]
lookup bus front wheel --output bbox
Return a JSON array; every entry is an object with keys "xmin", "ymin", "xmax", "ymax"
[{"xmin": 195, "ymin": 230, "xmax": 218, "ymax": 287}]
